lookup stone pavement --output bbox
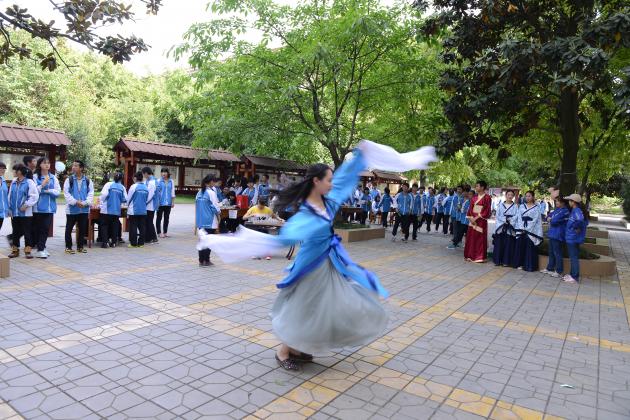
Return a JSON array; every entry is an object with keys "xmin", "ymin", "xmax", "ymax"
[{"xmin": 0, "ymin": 204, "xmax": 629, "ymax": 419}]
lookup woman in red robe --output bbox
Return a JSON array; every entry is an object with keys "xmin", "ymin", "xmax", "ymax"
[{"xmin": 464, "ymin": 181, "xmax": 492, "ymax": 263}]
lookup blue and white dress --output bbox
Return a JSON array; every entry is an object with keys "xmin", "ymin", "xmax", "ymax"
[
  {"xmin": 492, "ymin": 201, "xmax": 517, "ymax": 266},
  {"xmin": 511, "ymin": 203, "xmax": 543, "ymax": 271},
  {"xmin": 198, "ymin": 140, "xmax": 436, "ymax": 354}
]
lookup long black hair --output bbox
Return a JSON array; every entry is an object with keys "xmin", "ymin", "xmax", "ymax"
[
  {"xmin": 201, "ymin": 174, "xmax": 215, "ymax": 192},
  {"xmin": 272, "ymin": 163, "xmax": 331, "ymax": 213},
  {"xmin": 35, "ymin": 157, "xmax": 50, "ymax": 178}
]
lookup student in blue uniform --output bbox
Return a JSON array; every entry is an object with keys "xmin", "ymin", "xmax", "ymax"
[
  {"xmin": 563, "ymin": 194, "xmax": 588, "ymax": 284},
  {"xmin": 492, "ymin": 190, "xmax": 518, "ymax": 266},
  {"xmin": 127, "ymin": 172, "xmax": 149, "ymax": 248},
  {"xmin": 196, "ymin": 174, "xmax": 221, "ymax": 267},
  {"xmin": 447, "ymin": 188, "xmax": 471, "ymax": 249},
  {"xmin": 142, "ymin": 167, "xmax": 160, "ymax": 244},
  {"xmin": 156, "ymin": 168, "xmax": 176, "ymax": 238},
  {"xmin": 442, "ymin": 189, "xmax": 454, "ymax": 235},
  {"xmin": 33, "ymin": 157, "xmax": 61, "ymax": 258},
  {"xmin": 450, "ymin": 185, "xmax": 463, "ymax": 235},
  {"xmin": 419, "ymin": 187, "xmax": 435, "ymax": 232},
  {"xmin": 410, "ymin": 183, "xmax": 422, "ymax": 240},
  {"xmin": 511, "ymin": 191, "xmax": 543, "ymax": 271},
  {"xmin": 63, "ymin": 160, "xmax": 94, "ymax": 254},
  {"xmin": 240, "ymin": 178, "xmax": 258, "ymax": 208},
  {"xmin": 540, "ymin": 197, "xmax": 569, "ymax": 277},
  {"xmin": 8, "ymin": 166, "xmax": 39, "ymax": 259},
  {"xmin": 377, "ymin": 187, "xmax": 393, "ymax": 228},
  {"xmin": 433, "ymin": 187, "xmax": 446, "ymax": 232},
  {"xmin": 257, "ymin": 174, "xmax": 270, "ymax": 201},
  {"xmin": 99, "ymin": 172, "xmax": 127, "ymax": 248},
  {"xmin": 0, "ymin": 162, "xmax": 8, "ymax": 232},
  {"xmin": 392, "ymin": 182, "xmax": 412, "ymax": 242},
  {"xmin": 358, "ymin": 187, "xmax": 371, "ymax": 225}
]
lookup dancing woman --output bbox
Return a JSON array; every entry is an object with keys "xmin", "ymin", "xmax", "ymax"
[{"xmin": 198, "ymin": 140, "xmax": 436, "ymax": 370}]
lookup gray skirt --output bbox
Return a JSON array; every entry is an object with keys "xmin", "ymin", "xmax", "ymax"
[{"xmin": 271, "ymin": 259, "xmax": 388, "ymax": 355}]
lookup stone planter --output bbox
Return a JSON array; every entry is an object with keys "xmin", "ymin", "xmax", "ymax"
[
  {"xmin": 586, "ymin": 227, "xmax": 609, "ymax": 239},
  {"xmin": 538, "ymin": 254, "xmax": 616, "ymax": 277},
  {"xmin": 621, "ymin": 218, "xmax": 630, "ymax": 230},
  {"xmin": 582, "ymin": 239, "xmax": 610, "ymax": 256},
  {"xmin": 336, "ymin": 226, "xmax": 385, "ymax": 243}
]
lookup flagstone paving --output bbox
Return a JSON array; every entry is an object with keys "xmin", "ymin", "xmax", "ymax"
[{"xmin": 0, "ymin": 205, "xmax": 629, "ymax": 419}]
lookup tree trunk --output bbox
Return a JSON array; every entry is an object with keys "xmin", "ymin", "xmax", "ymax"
[{"xmin": 557, "ymin": 88, "xmax": 580, "ymax": 196}]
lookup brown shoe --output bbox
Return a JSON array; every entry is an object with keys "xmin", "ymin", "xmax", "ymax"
[
  {"xmin": 24, "ymin": 246, "xmax": 33, "ymax": 259},
  {"xmin": 8, "ymin": 246, "xmax": 19, "ymax": 258}
]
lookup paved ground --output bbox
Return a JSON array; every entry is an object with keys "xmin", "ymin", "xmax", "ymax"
[{"xmin": 1, "ymin": 204, "xmax": 629, "ymax": 419}]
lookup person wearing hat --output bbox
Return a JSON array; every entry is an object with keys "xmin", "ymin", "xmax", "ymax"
[{"xmin": 563, "ymin": 193, "xmax": 588, "ymax": 284}]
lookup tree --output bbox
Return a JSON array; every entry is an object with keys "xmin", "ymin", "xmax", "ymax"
[
  {"xmin": 175, "ymin": 0, "xmax": 445, "ymax": 166},
  {"xmin": 416, "ymin": 0, "xmax": 630, "ymax": 195},
  {"xmin": 0, "ymin": 0, "xmax": 162, "ymax": 71}
]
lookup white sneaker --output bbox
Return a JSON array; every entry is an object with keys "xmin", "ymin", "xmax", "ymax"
[
  {"xmin": 563, "ymin": 275, "xmax": 578, "ymax": 283},
  {"xmin": 391, "ymin": 237, "xmax": 397, "ymax": 242},
  {"xmin": 35, "ymin": 251, "xmax": 47, "ymax": 259},
  {"xmin": 540, "ymin": 269, "xmax": 551, "ymax": 275},
  {"xmin": 550, "ymin": 272, "xmax": 561, "ymax": 278},
  {"xmin": 43, "ymin": 249, "xmax": 50, "ymax": 257}
]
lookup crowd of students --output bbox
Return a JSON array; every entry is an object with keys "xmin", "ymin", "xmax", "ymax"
[
  {"xmin": 0, "ymin": 156, "xmax": 177, "ymax": 259},
  {"xmin": 342, "ymin": 181, "xmax": 589, "ymax": 284}
]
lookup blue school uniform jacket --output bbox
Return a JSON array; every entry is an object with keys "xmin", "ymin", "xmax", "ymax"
[
  {"xmin": 257, "ymin": 183, "xmax": 270, "ymax": 200},
  {"xmin": 359, "ymin": 193, "xmax": 371, "ymax": 212},
  {"xmin": 8, "ymin": 178, "xmax": 39, "ymax": 217},
  {"xmin": 459, "ymin": 199, "xmax": 470, "ymax": 225},
  {"xmin": 450, "ymin": 194, "xmax": 460, "ymax": 220},
  {"xmin": 423, "ymin": 195, "xmax": 435, "ymax": 215},
  {"xmin": 146, "ymin": 176, "xmax": 160, "ymax": 212},
  {"xmin": 0, "ymin": 176, "xmax": 9, "ymax": 218},
  {"xmin": 63, "ymin": 175, "xmax": 94, "ymax": 215},
  {"xmin": 410, "ymin": 193, "xmax": 422, "ymax": 216},
  {"xmin": 101, "ymin": 182, "xmax": 127, "ymax": 216},
  {"xmin": 565, "ymin": 207, "xmax": 587, "ymax": 244},
  {"xmin": 396, "ymin": 192, "xmax": 412, "ymax": 215},
  {"xmin": 240, "ymin": 187, "xmax": 257, "ymax": 207},
  {"xmin": 127, "ymin": 183, "xmax": 149, "ymax": 216},
  {"xmin": 157, "ymin": 178, "xmax": 175, "ymax": 207},
  {"xmin": 547, "ymin": 207, "xmax": 569, "ymax": 241},
  {"xmin": 443, "ymin": 195, "xmax": 453, "ymax": 216},
  {"xmin": 435, "ymin": 193, "xmax": 445, "ymax": 214},
  {"xmin": 378, "ymin": 194, "xmax": 392, "ymax": 212},
  {"xmin": 34, "ymin": 174, "xmax": 60, "ymax": 214},
  {"xmin": 196, "ymin": 188, "xmax": 220, "ymax": 229}
]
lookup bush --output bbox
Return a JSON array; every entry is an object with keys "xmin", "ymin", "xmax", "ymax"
[{"xmin": 622, "ymin": 183, "xmax": 630, "ymax": 220}]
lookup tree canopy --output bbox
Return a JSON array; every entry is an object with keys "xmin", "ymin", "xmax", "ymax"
[
  {"xmin": 0, "ymin": 0, "xmax": 162, "ymax": 71},
  {"xmin": 175, "ymin": 0, "xmax": 447, "ymax": 166},
  {"xmin": 416, "ymin": 0, "xmax": 630, "ymax": 195}
]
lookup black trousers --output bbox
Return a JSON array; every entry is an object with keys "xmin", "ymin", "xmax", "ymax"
[
  {"xmin": 434, "ymin": 212, "xmax": 444, "ymax": 231},
  {"xmin": 34, "ymin": 213, "xmax": 53, "ymax": 251},
  {"xmin": 359, "ymin": 212, "xmax": 368, "ymax": 225},
  {"xmin": 145, "ymin": 210, "xmax": 157, "ymax": 242},
  {"xmin": 441, "ymin": 215, "xmax": 450, "ymax": 234},
  {"xmin": 410, "ymin": 214, "xmax": 419, "ymax": 239},
  {"xmin": 198, "ymin": 228, "xmax": 216, "ymax": 263},
  {"xmin": 392, "ymin": 214, "xmax": 410, "ymax": 239},
  {"xmin": 452, "ymin": 221, "xmax": 466, "ymax": 246},
  {"xmin": 381, "ymin": 211, "xmax": 389, "ymax": 227},
  {"xmin": 12, "ymin": 217, "xmax": 33, "ymax": 248},
  {"xmin": 100, "ymin": 214, "xmax": 120, "ymax": 245},
  {"xmin": 129, "ymin": 215, "xmax": 146, "ymax": 246},
  {"xmin": 65, "ymin": 213, "xmax": 88, "ymax": 249},
  {"xmin": 418, "ymin": 213, "xmax": 433, "ymax": 231},
  {"xmin": 156, "ymin": 206, "xmax": 171, "ymax": 234}
]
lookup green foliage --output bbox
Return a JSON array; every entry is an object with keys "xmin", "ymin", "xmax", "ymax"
[
  {"xmin": 0, "ymin": 1, "xmax": 162, "ymax": 70},
  {"xmin": 176, "ymin": 0, "xmax": 447, "ymax": 165},
  {"xmin": 0, "ymin": 30, "xmax": 192, "ymax": 178}
]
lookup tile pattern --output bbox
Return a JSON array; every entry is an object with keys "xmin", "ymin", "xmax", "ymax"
[{"xmin": 0, "ymin": 205, "xmax": 629, "ymax": 419}]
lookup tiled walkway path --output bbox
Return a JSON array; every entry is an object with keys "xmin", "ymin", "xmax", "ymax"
[{"xmin": 0, "ymin": 205, "xmax": 628, "ymax": 419}]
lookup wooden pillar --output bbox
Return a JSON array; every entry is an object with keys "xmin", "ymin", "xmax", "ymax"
[{"xmin": 178, "ymin": 163, "xmax": 185, "ymax": 192}]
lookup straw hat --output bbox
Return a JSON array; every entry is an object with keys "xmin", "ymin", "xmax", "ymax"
[{"xmin": 563, "ymin": 193, "xmax": 582, "ymax": 203}]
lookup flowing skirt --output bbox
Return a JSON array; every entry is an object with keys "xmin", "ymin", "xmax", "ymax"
[
  {"xmin": 271, "ymin": 259, "xmax": 388, "ymax": 355},
  {"xmin": 492, "ymin": 232, "xmax": 515, "ymax": 266},
  {"xmin": 464, "ymin": 220, "xmax": 488, "ymax": 262},
  {"xmin": 511, "ymin": 235, "xmax": 539, "ymax": 272}
]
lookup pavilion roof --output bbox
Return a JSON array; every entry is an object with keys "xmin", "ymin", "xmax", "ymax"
[
  {"xmin": 115, "ymin": 138, "xmax": 240, "ymax": 162},
  {"xmin": 0, "ymin": 123, "xmax": 71, "ymax": 146}
]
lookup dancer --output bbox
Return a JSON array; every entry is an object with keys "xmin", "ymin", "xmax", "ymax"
[
  {"xmin": 33, "ymin": 157, "xmax": 61, "ymax": 258},
  {"xmin": 197, "ymin": 140, "xmax": 436, "ymax": 370},
  {"xmin": 196, "ymin": 174, "xmax": 221, "ymax": 267},
  {"xmin": 463, "ymin": 181, "xmax": 492, "ymax": 262},
  {"xmin": 492, "ymin": 190, "xmax": 517, "ymax": 266},
  {"xmin": 511, "ymin": 191, "xmax": 543, "ymax": 271}
]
